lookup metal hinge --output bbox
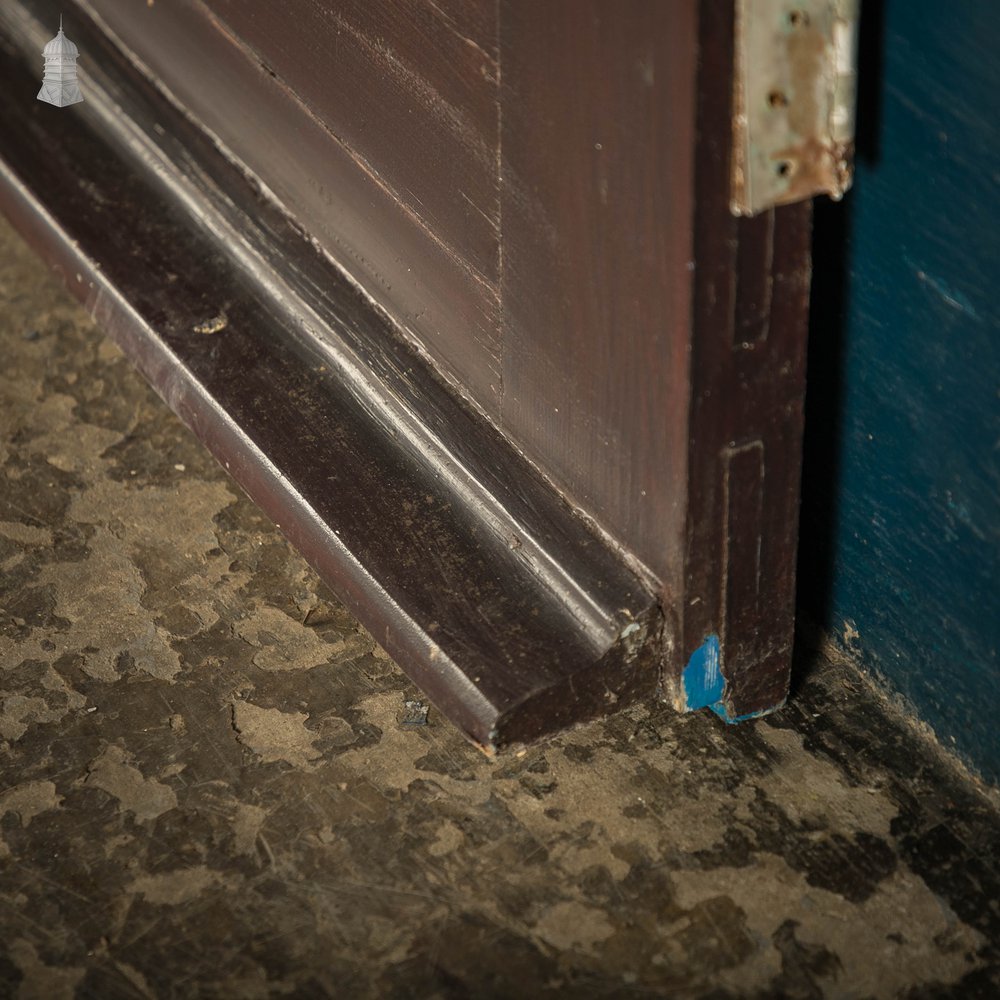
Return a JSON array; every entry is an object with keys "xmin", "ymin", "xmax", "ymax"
[{"xmin": 731, "ymin": 0, "xmax": 860, "ymax": 216}]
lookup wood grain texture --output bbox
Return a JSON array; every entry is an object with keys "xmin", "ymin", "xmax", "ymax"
[
  {"xmin": 498, "ymin": 0, "xmax": 697, "ymax": 589},
  {"xmin": 201, "ymin": 0, "xmax": 503, "ymax": 404},
  {"xmin": 81, "ymin": 0, "xmax": 504, "ymax": 413},
  {"xmin": 80, "ymin": 0, "xmax": 702, "ymax": 590}
]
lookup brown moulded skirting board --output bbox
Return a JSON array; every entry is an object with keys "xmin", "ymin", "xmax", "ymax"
[{"xmin": 0, "ymin": 0, "xmax": 812, "ymax": 750}]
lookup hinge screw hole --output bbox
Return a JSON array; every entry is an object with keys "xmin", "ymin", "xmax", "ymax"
[
  {"xmin": 768, "ymin": 90, "xmax": 789, "ymax": 109},
  {"xmin": 776, "ymin": 160, "xmax": 794, "ymax": 177},
  {"xmin": 788, "ymin": 10, "xmax": 810, "ymax": 28}
]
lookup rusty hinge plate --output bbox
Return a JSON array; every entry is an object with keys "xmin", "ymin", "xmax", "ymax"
[{"xmin": 731, "ymin": 0, "xmax": 859, "ymax": 216}]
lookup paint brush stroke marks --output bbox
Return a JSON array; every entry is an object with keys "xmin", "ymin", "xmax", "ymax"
[{"xmin": 905, "ymin": 255, "xmax": 980, "ymax": 320}]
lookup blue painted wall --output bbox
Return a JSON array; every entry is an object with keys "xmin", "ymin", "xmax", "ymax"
[{"xmin": 801, "ymin": 0, "xmax": 1000, "ymax": 784}]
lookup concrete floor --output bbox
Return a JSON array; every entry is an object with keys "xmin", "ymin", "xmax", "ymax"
[{"xmin": 1, "ymin": 213, "xmax": 999, "ymax": 999}]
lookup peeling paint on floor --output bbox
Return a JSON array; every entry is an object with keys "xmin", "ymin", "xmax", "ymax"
[{"xmin": 1, "ymin": 216, "xmax": 999, "ymax": 997}]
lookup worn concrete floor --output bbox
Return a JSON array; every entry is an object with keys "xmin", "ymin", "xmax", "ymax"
[{"xmin": 1, "ymin": 214, "xmax": 999, "ymax": 1000}]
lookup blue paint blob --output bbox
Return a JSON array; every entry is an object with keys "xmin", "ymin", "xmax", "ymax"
[
  {"xmin": 681, "ymin": 634, "xmax": 725, "ymax": 710},
  {"xmin": 682, "ymin": 635, "xmax": 785, "ymax": 723}
]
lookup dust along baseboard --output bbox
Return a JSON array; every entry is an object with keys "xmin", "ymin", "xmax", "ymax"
[{"xmin": 0, "ymin": 0, "xmax": 812, "ymax": 748}]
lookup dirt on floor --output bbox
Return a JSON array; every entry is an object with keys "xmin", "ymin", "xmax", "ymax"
[{"xmin": 1, "ymin": 215, "xmax": 999, "ymax": 999}]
